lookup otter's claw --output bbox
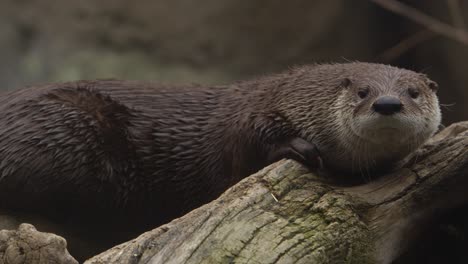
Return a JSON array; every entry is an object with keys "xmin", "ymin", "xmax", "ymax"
[{"xmin": 269, "ymin": 138, "xmax": 322, "ymax": 169}]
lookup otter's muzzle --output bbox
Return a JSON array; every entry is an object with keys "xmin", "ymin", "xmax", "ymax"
[{"xmin": 372, "ymin": 96, "xmax": 402, "ymax": 115}]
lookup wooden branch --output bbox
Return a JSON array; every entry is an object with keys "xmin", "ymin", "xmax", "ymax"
[
  {"xmin": 85, "ymin": 122, "xmax": 468, "ymax": 264},
  {"xmin": 377, "ymin": 30, "xmax": 435, "ymax": 62},
  {"xmin": 447, "ymin": 0, "xmax": 466, "ymax": 29},
  {"xmin": 370, "ymin": 0, "xmax": 468, "ymax": 45}
]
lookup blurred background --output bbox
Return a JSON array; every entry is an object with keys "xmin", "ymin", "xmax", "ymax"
[
  {"xmin": 0, "ymin": 0, "xmax": 466, "ymax": 124},
  {"xmin": 0, "ymin": 1, "xmax": 467, "ymax": 263}
]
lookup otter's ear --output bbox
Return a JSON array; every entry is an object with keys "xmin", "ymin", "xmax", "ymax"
[
  {"xmin": 420, "ymin": 73, "xmax": 438, "ymax": 92},
  {"xmin": 427, "ymin": 80, "xmax": 438, "ymax": 92},
  {"xmin": 340, "ymin": 78, "xmax": 352, "ymax": 88}
]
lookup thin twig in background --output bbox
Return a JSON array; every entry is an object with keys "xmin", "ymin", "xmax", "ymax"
[
  {"xmin": 447, "ymin": 0, "xmax": 466, "ymax": 29},
  {"xmin": 369, "ymin": 0, "xmax": 468, "ymax": 45},
  {"xmin": 378, "ymin": 30, "xmax": 435, "ymax": 62}
]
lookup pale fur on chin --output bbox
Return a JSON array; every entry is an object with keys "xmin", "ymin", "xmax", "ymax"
[
  {"xmin": 352, "ymin": 114, "xmax": 434, "ymax": 145},
  {"xmin": 332, "ymin": 95, "xmax": 441, "ymax": 174},
  {"xmin": 276, "ymin": 62, "xmax": 442, "ymax": 174}
]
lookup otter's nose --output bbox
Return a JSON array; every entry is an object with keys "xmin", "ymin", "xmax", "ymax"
[{"xmin": 372, "ymin": 96, "xmax": 402, "ymax": 115}]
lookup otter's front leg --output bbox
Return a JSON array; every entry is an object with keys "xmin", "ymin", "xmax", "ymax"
[{"xmin": 267, "ymin": 138, "xmax": 322, "ymax": 169}]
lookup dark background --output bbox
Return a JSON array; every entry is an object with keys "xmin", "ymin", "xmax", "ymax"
[{"xmin": 0, "ymin": 0, "xmax": 466, "ymax": 125}]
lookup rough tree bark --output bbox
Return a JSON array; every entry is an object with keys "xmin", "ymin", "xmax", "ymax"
[
  {"xmin": 0, "ymin": 223, "xmax": 77, "ymax": 264},
  {"xmin": 84, "ymin": 121, "xmax": 468, "ymax": 264},
  {"xmin": 0, "ymin": 122, "xmax": 466, "ymax": 264}
]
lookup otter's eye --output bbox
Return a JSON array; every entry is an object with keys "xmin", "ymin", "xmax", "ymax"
[
  {"xmin": 357, "ymin": 88, "xmax": 369, "ymax": 99},
  {"xmin": 408, "ymin": 87, "xmax": 420, "ymax": 99}
]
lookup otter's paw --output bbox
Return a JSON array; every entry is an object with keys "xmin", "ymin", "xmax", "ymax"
[{"xmin": 269, "ymin": 138, "xmax": 322, "ymax": 169}]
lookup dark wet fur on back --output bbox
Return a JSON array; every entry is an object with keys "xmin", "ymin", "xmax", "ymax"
[{"xmin": 0, "ymin": 63, "xmax": 441, "ymax": 259}]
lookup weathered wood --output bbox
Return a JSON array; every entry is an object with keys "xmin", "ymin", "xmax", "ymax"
[
  {"xmin": 0, "ymin": 122, "xmax": 466, "ymax": 263},
  {"xmin": 86, "ymin": 162, "xmax": 373, "ymax": 264},
  {"xmin": 0, "ymin": 223, "xmax": 77, "ymax": 264},
  {"xmin": 84, "ymin": 123, "xmax": 468, "ymax": 264}
]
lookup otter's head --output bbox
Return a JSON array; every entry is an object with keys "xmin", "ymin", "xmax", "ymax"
[{"xmin": 334, "ymin": 65, "xmax": 441, "ymax": 168}]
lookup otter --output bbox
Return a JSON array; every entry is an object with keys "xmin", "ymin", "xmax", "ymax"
[{"xmin": 0, "ymin": 62, "xmax": 441, "ymax": 260}]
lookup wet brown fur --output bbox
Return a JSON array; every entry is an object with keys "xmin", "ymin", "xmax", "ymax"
[{"xmin": 0, "ymin": 62, "xmax": 441, "ymax": 259}]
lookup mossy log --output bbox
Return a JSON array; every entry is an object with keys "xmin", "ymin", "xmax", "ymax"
[{"xmin": 84, "ymin": 122, "xmax": 468, "ymax": 264}]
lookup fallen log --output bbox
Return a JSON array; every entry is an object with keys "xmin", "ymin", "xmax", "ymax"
[{"xmin": 84, "ymin": 122, "xmax": 468, "ymax": 264}]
